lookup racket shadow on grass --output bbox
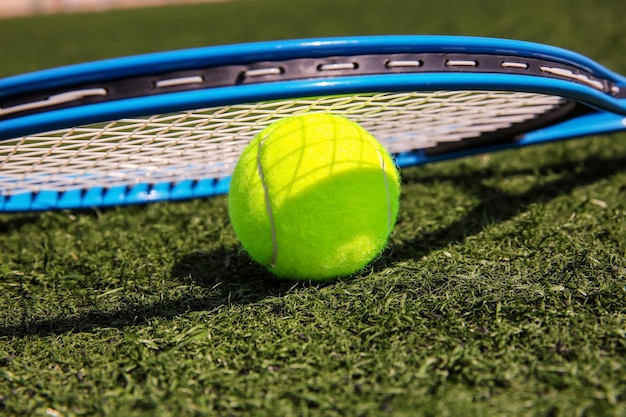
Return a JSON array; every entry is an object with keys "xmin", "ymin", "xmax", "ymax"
[
  {"xmin": 368, "ymin": 151, "xmax": 626, "ymax": 270},
  {"xmin": 0, "ymin": 246, "xmax": 298, "ymax": 338},
  {"xmin": 1, "ymin": 152, "xmax": 624, "ymax": 339}
]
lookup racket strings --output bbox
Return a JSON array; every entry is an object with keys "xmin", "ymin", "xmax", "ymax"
[{"xmin": 0, "ymin": 91, "xmax": 566, "ymax": 196}]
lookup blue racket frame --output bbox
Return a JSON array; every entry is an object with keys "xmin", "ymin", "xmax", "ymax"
[{"xmin": 1, "ymin": 36, "xmax": 626, "ymax": 212}]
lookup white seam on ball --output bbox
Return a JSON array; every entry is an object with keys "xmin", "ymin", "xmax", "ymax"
[{"xmin": 257, "ymin": 135, "xmax": 278, "ymax": 268}]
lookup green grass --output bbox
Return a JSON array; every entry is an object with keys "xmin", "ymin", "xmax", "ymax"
[{"xmin": 1, "ymin": 0, "xmax": 626, "ymax": 416}]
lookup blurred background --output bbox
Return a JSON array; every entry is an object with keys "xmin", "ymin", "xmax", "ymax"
[{"xmin": 0, "ymin": 0, "xmax": 223, "ymax": 17}]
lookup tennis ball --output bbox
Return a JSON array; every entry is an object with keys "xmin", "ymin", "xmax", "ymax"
[{"xmin": 228, "ymin": 113, "xmax": 400, "ymax": 281}]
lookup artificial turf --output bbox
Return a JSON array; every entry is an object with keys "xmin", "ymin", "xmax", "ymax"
[{"xmin": 1, "ymin": 0, "xmax": 625, "ymax": 415}]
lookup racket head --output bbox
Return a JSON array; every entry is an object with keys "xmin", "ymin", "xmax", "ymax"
[{"xmin": 1, "ymin": 35, "xmax": 626, "ymax": 212}]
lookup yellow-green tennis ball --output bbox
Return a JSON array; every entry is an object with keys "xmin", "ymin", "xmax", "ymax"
[{"xmin": 228, "ymin": 113, "xmax": 400, "ymax": 281}]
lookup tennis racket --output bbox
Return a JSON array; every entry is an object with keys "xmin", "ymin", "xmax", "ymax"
[{"xmin": 1, "ymin": 35, "xmax": 625, "ymax": 212}]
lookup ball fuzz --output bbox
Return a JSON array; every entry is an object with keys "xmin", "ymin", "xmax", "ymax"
[{"xmin": 228, "ymin": 113, "xmax": 400, "ymax": 281}]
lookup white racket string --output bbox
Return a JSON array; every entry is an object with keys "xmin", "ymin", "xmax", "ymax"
[{"xmin": 0, "ymin": 91, "xmax": 565, "ymax": 196}]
